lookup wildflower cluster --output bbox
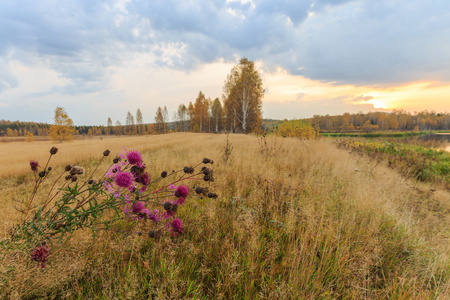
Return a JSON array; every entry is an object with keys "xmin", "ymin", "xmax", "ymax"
[{"xmin": 13, "ymin": 147, "xmax": 216, "ymax": 269}]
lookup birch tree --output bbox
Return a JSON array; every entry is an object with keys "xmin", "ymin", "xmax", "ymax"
[{"xmin": 223, "ymin": 58, "xmax": 263, "ymax": 133}]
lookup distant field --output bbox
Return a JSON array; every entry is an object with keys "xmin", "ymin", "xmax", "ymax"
[
  {"xmin": 321, "ymin": 130, "xmax": 450, "ymax": 138},
  {"xmin": 1, "ymin": 133, "xmax": 450, "ymax": 299},
  {"xmin": 0, "ymin": 134, "xmax": 175, "ymax": 178}
]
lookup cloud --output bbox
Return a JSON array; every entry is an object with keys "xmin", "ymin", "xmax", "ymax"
[
  {"xmin": 295, "ymin": 0, "xmax": 450, "ymax": 85},
  {"xmin": 0, "ymin": 60, "xmax": 18, "ymax": 93},
  {"xmin": 263, "ymin": 96, "xmax": 381, "ymax": 119},
  {"xmin": 1, "ymin": 0, "xmax": 450, "ymax": 125}
]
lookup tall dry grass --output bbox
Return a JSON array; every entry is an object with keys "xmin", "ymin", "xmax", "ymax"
[{"xmin": 1, "ymin": 133, "xmax": 450, "ymax": 299}]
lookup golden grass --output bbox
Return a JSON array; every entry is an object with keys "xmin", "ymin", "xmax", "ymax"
[{"xmin": 1, "ymin": 133, "xmax": 450, "ymax": 299}]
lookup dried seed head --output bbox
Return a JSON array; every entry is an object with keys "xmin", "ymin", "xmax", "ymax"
[
  {"xmin": 203, "ymin": 158, "xmax": 213, "ymax": 164},
  {"xmin": 161, "ymin": 171, "xmax": 167, "ymax": 178},
  {"xmin": 163, "ymin": 202, "xmax": 172, "ymax": 211},
  {"xmin": 76, "ymin": 166, "xmax": 85, "ymax": 175},
  {"xmin": 183, "ymin": 166, "xmax": 194, "ymax": 174},
  {"xmin": 163, "ymin": 202, "xmax": 178, "ymax": 213},
  {"xmin": 65, "ymin": 165, "xmax": 72, "ymax": 172},
  {"xmin": 71, "ymin": 175, "xmax": 78, "ymax": 182},
  {"xmin": 50, "ymin": 147, "xmax": 58, "ymax": 155},
  {"xmin": 208, "ymin": 192, "xmax": 218, "ymax": 199},
  {"xmin": 65, "ymin": 175, "xmax": 72, "ymax": 180},
  {"xmin": 103, "ymin": 149, "xmax": 110, "ymax": 156},
  {"xmin": 202, "ymin": 168, "xmax": 212, "ymax": 176},
  {"xmin": 195, "ymin": 186, "xmax": 208, "ymax": 195},
  {"xmin": 203, "ymin": 174, "xmax": 214, "ymax": 182},
  {"xmin": 71, "ymin": 166, "xmax": 85, "ymax": 175},
  {"xmin": 148, "ymin": 229, "xmax": 161, "ymax": 239},
  {"xmin": 38, "ymin": 171, "xmax": 46, "ymax": 178}
]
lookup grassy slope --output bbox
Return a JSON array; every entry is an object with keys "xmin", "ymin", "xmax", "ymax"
[{"xmin": 1, "ymin": 133, "xmax": 450, "ymax": 299}]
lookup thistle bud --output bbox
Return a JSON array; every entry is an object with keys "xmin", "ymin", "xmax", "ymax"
[
  {"xmin": 183, "ymin": 166, "xmax": 194, "ymax": 174},
  {"xmin": 47, "ymin": 167, "xmax": 52, "ymax": 171},
  {"xmin": 113, "ymin": 157, "xmax": 120, "ymax": 164},
  {"xmin": 163, "ymin": 202, "xmax": 178, "ymax": 213},
  {"xmin": 65, "ymin": 175, "xmax": 72, "ymax": 180},
  {"xmin": 38, "ymin": 171, "xmax": 46, "ymax": 178},
  {"xmin": 50, "ymin": 147, "xmax": 58, "ymax": 155},
  {"xmin": 65, "ymin": 165, "xmax": 72, "ymax": 172},
  {"xmin": 208, "ymin": 192, "xmax": 218, "ymax": 199},
  {"xmin": 203, "ymin": 158, "xmax": 213, "ymax": 164},
  {"xmin": 103, "ymin": 149, "xmax": 110, "ymax": 157},
  {"xmin": 161, "ymin": 171, "xmax": 167, "ymax": 178},
  {"xmin": 88, "ymin": 179, "xmax": 94, "ymax": 184},
  {"xmin": 163, "ymin": 202, "xmax": 172, "ymax": 211},
  {"xmin": 195, "ymin": 186, "xmax": 208, "ymax": 195}
]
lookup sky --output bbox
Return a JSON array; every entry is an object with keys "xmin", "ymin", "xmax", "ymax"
[{"xmin": 0, "ymin": 0, "xmax": 449, "ymax": 126}]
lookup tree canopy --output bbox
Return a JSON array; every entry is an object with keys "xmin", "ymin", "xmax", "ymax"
[
  {"xmin": 49, "ymin": 107, "xmax": 75, "ymax": 142},
  {"xmin": 223, "ymin": 58, "xmax": 264, "ymax": 133}
]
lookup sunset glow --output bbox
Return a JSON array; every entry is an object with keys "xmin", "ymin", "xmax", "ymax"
[{"xmin": 0, "ymin": 1, "xmax": 449, "ymax": 124}]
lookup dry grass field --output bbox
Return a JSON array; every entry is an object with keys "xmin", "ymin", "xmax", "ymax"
[{"xmin": 1, "ymin": 133, "xmax": 450, "ymax": 299}]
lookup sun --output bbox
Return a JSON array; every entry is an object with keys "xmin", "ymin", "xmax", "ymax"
[{"xmin": 368, "ymin": 99, "xmax": 386, "ymax": 109}]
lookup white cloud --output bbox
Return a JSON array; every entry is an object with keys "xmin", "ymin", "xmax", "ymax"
[{"xmin": 0, "ymin": 0, "xmax": 449, "ymax": 124}]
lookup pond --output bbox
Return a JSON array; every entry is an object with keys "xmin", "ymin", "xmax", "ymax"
[{"xmin": 388, "ymin": 133, "xmax": 450, "ymax": 152}]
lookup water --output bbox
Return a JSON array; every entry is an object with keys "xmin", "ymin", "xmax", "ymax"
[{"xmin": 388, "ymin": 133, "xmax": 450, "ymax": 152}]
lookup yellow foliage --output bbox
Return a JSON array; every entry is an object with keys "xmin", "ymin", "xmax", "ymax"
[
  {"xmin": 276, "ymin": 119, "xmax": 319, "ymax": 139},
  {"xmin": 25, "ymin": 132, "xmax": 34, "ymax": 142},
  {"xmin": 49, "ymin": 107, "xmax": 75, "ymax": 143}
]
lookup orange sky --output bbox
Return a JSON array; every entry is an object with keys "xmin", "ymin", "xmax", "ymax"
[{"xmin": 262, "ymin": 67, "xmax": 450, "ymax": 117}]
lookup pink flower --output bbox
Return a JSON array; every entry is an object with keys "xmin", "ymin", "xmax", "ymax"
[
  {"xmin": 168, "ymin": 218, "xmax": 184, "ymax": 237},
  {"xmin": 114, "ymin": 172, "xmax": 133, "ymax": 188},
  {"xmin": 31, "ymin": 245, "xmax": 51, "ymax": 269},
  {"xmin": 173, "ymin": 185, "xmax": 189, "ymax": 205},
  {"xmin": 132, "ymin": 201, "xmax": 145, "ymax": 214},
  {"xmin": 175, "ymin": 185, "xmax": 189, "ymax": 198},
  {"xmin": 30, "ymin": 160, "xmax": 39, "ymax": 172},
  {"xmin": 126, "ymin": 150, "xmax": 142, "ymax": 165}
]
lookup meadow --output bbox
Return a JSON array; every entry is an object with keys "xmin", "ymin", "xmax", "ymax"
[{"xmin": 1, "ymin": 133, "xmax": 450, "ymax": 299}]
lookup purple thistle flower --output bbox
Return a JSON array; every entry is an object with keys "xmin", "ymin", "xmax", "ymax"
[
  {"xmin": 114, "ymin": 172, "xmax": 133, "ymax": 188},
  {"xmin": 31, "ymin": 245, "xmax": 51, "ymax": 269},
  {"xmin": 168, "ymin": 218, "xmax": 184, "ymax": 237},
  {"xmin": 127, "ymin": 150, "xmax": 142, "ymax": 165},
  {"xmin": 175, "ymin": 185, "xmax": 189, "ymax": 198},
  {"xmin": 30, "ymin": 160, "xmax": 39, "ymax": 172},
  {"xmin": 147, "ymin": 209, "xmax": 160, "ymax": 223},
  {"xmin": 132, "ymin": 201, "xmax": 145, "ymax": 214},
  {"xmin": 141, "ymin": 173, "xmax": 150, "ymax": 186}
]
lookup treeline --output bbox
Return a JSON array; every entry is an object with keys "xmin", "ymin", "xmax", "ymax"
[
  {"xmin": 1, "ymin": 58, "xmax": 265, "ymax": 138},
  {"xmin": 0, "ymin": 120, "xmax": 50, "ymax": 137},
  {"xmin": 308, "ymin": 110, "xmax": 450, "ymax": 132}
]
